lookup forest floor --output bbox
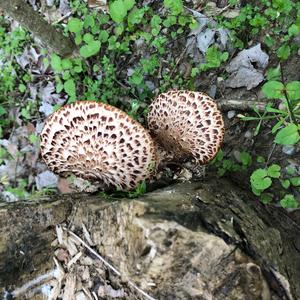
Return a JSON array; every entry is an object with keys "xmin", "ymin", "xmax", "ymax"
[{"xmin": 0, "ymin": 0, "xmax": 299, "ymax": 212}]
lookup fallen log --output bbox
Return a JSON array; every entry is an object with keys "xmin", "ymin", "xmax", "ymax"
[{"xmin": 0, "ymin": 177, "xmax": 299, "ymax": 299}]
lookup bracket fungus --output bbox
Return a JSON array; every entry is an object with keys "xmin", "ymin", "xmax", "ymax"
[
  {"xmin": 147, "ymin": 90, "xmax": 224, "ymax": 165},
  {"xmin": 40, "ymin": 101, "xmax": 157, "ymax": 190}
]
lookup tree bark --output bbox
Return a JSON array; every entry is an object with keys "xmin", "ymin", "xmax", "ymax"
[
  {"xmin": 0, "ymin": 0, "xmax": 75, "ymax": 57},
  {"xmin": 0, "ymin": 178, "xmax": 299, "ymax": 299}
]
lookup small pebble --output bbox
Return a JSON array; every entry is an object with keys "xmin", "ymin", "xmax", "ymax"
[
  {"xmin": 244, "ymin": 130, "xmax": 253, "ymax": 139},
  {"xmin": 282, "ymin": 145, "xmax": 295, "ymax": 156},
  {"xmin": 36, "ymin": 170, "xmax": 58, "ymax": 190},
  {"xmin": 227, "ymin": 110, "xmax": 236, "ymax": 119},
  {"xmin": 145, "ymin": 81, "xmax": 155, "ymax": 91},
  {"xmin": 127, "ymin": 68, "xmax": 134, "ymax": 76}
]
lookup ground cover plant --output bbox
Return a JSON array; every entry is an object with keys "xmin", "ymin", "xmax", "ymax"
[{"xmin": 0, "ymin": 0, "xmax": 299, "ymax": 209}]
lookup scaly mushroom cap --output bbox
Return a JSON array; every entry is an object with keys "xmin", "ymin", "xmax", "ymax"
[
  {"xmin": 40, "ymin": 101, "xmax": 157, "ymax": 190},
  {"xmin": 147, "ymin": 90, "xmax": 224, "ymax": 164}
]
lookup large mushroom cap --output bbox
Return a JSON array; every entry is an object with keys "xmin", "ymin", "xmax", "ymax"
[
  {"xmin": 147, "ymin": 90, "xmax": 224, "ymax": 164},
  {"xmin": 40, "ymin": 101, "xmax": 157, "ymax": 190}
]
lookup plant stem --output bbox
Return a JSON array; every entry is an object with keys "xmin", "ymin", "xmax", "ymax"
[{"xmin": 280, "ymin": 63, "xmax": 296, "ymax": 124}]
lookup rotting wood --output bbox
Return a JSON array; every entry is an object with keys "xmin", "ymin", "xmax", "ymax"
[
  {"xmin": 218, "ymin": 99, "xmax": 267, "ymax": 112},
  {"xmin": 0, "ymin": 178, "xmax": 299, "ymax": 299},
  {"xmin": 0, "ymin": 0, "xmax": 76, "ymax": 57}
]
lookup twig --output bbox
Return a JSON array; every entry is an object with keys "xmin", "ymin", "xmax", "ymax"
[
  {"xmin": 65, "ymin": 228, "xmax": 157, "ymax": 300},
  {"xmin": 51, "ymin": 11, "xmax": 72, "ymax": 25},
  {"xmin": 265, "ymin": 143, "xmax": 277, "ymax": 167},
  {"xmin": 11, "ymin": 269, "xmax": 56, "ymax": 298},
  {"xmin": 279, "ymin": 63, "xmax": 296, "ymax": 124},
  {"xmin": 217, "ymin": 99, "xmax": 267, "ymax": 112}
]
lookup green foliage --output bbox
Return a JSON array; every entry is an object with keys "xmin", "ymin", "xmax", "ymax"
[
  {"xmin": 164, "ymin": 0, "xmax": 183, "ymax": 15},
  {"xmin": 240, "ymin": 61, "xmax": 300, "ymax": 208},
  {"xmin": 200, "ymin": 46, "xmax": 229, "ymax": 71},
  {"xmin": 219, "ymin": 0, "xmax": 300, "ymax": 54},
  {"xmin": 250, "ymin": 164, "xmax": 299, "ymax": 208},
  {"xmin": 274, "ymin": 124, "xmax": 300, "ymax": 145},
  {"xmin": 210, "ymin": 149, "xmax": 252, "ymax": 177},
  {"xmin": 280, "ymin": 194, "xmax": 298, "ymax": 208}
]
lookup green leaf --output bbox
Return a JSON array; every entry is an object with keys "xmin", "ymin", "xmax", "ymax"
[
  {"xmin": 288, "ymin": 24, "xmax": 300, "ymax": 36},
  {"xmin": 271, "ymin": 120, "xmax": 284, "ymax": 134},
  {"xmin": 67, "ymin": 18, "xmax": 83, "ymax": 33},
  {"xmin": 51, "ymin": 54, "xmax": 62, "ymax": 72},
  {"xmin": 0, "ymin": 106, "xmax": 6, "ymax": 116},
  {"xmin": 83, "ymin": 33, "xmax": 94, "ymax": 43},
  {"xmin": 275, "ymin": 124, "xmax": 300, "ymax": 145},
  {"xmin": 287, "ymin": 166, "xmax": 296, "ymax": 175},
  {"xmin": 240, "ymin": 151, "xmax": 252, "ymax": 166},
  {"xmin": 164, "ymin": 0, "xmax": 183, "ymax": 15},
  {"xmin": 262, "ymin": 81, "xmax": 284, "ymax": 99},
  {"xmin": 280, "ymin": 179, "xmax": 290, "ymax": 189},
  {"xmin": 21, "ymin": 108, "xmax": 31, "ymax": 120},
  {"xmin": 75, "ymin": 34, "xmax": 82, "ymax": 45},
  {"xmin": 260, "ymin": 193, "xmax": 273, "ymax": 204},
  {"xmin": 277, "ymin": 44, "xmax": 291, "ymax": 60},
  {"xmin": 29, "ymin": 134, "xmax": 38, "ymax": 144},
  {"xmin": 290, "ymin": 177, "xmax": 300, "ymax": 186},
  {"xmin": 128, "ymin": 7, "xmax": 145, "ymax": 26},
  {"xmin": 62, "ymin": 59, "xmax": 72, "ymax": 70},
  {"xmin": 123, "ymin": 0, "xmax": 135, "ymax": 11},
  {"xmin": 80, "ymin": 40, "xmax": 101, "ymax": 58},
  {"xmin": 256, "ymin": 156, "xmax": 265, "ymax": 163},
  {"xmin": 56, "ymin": 82, "xmax": 64, "ymax": 93},
  {"xmin": 266, "ymin": 65, "xmax": 281, "ymax": 81},
  {"xmin": 267, "ymin": 164, "xmax": 281, "ymax": 178},
  {"xmin": 280, "ymin": 194, "xmax": 298, "ymax": 209},
  {"xmin": 286, "ymin": 81, "xmax": 300, "ymax": 101},
  {"xmin": 129, "ymin": 72, "xmax": 143, "ymax": 85},
  {"xmin": 64, "ymin": 79, "xmax": 76, "ymax": 97},
  {"xmin": 84, "ymin": 15, "xmax": 95, "ymax": 29},
  {"xmin": 18, "ymin": 84, "xmax": 26, "ymax": 93},
  {"xmin": 250, "ymin": 169, "xmax": 272, "ymax": 191},
  {"xmin": 99, "ymin": 30, "xmax": 109, "ymax": 42},
  {"xmin": 110, "ymin": 0, "xmax": 127, "ymax": 23}
]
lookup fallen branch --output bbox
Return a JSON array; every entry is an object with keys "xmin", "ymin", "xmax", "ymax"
[{"xmin": 218, "ymin": 99, "xmax": 267, "ymax": 112}]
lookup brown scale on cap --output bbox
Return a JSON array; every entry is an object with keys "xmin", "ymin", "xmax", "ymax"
[
  {"xmin": 147, "ymin": 90, "xmax": 225, "ymax": 165},
  {"xmin": 40, "ymin": 101, "xmax": 157, "ymax": 190}
]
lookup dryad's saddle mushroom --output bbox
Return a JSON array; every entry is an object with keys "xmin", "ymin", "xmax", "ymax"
[
  {"xmin": 40, "ymin": 101, "xmax": 157, "ymax": 190},
  {"xmin": 147, "ymin": 90, "xmax": 224, "ymax": 164}
]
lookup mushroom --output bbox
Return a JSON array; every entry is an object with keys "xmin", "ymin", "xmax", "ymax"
[
  {"xmin": 40, "ymin": 101, "xmax": 157, "ymax": 190},
  {"xmin": 147, "ymin": 90, "xmax": 224, "ymax": 164}
]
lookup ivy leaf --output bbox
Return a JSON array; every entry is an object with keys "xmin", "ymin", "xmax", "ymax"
[
  {"xmin": 64, "ymin": 79, "xmax": 76, "ymax": 97},
  {"xmin": 260, "ymin": 193, "xmax": 273, "ymax": 204},
  {"xmin": 80, "ymin": 41, "xmax": 101, "ymax": 58},
  {"xmin": 109, "ymin": 0, "xmax": 127, "ymax": 23},
  {"xmin": 51, "ymin": 54, "xmax": 62, "ymax": 72},
  {"xmin": 277, "ymin": 44, "xmax": 290, "ymax": 60},
  {"xmin": 280, "ymin": 179, "xmax": 290, "ymax": 189},
  {"xmin": 267, "ymin": 164, "xmax": 281, "ymax": 178},
  {"xmin": 164, "ymin": 0, "xmax": 183, "ymax": 15},
  {"xmin": 250, "ymin": 169, "xmax": 272, "ymax": 191},
  {"xmin": 123, "ymin": 0, "xmax": 135, "ymax": 10},
  {"xmin": 67, "ymin": 18, "xmax": 83, "ymax": 33},
  {"xmin": 290, "ymin": 177, "xmax": 300, "ymax": 186},
  {"xmin": 280, "ymin": 194, "xmax": 298, "ymax": 209},
  {"xmin": 286, "ymin": 81, "xmax": 300, "ymax": 101},
  {"xmin": 240, "ymin": 151, "xmax": 252, "ymax": 166},
  {"xmin": 275, "ymin": 124, "xmax": 300, "ymax": 145},
  {"xmin": 288, "ymin": 24, "xmax": 300, "ymax": 36},
  {"xmin": 262, "ymin": 81, "xmax": 284, "ymax": 99}
]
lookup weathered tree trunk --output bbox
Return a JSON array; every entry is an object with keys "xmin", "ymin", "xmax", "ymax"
[
  {"xmin": 0, "ymin": 178, "xmax": 299, "ymax": 299},
  {"xmin": 0, "ymin": 0, "xmax": 75, "ymax": 57}
]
